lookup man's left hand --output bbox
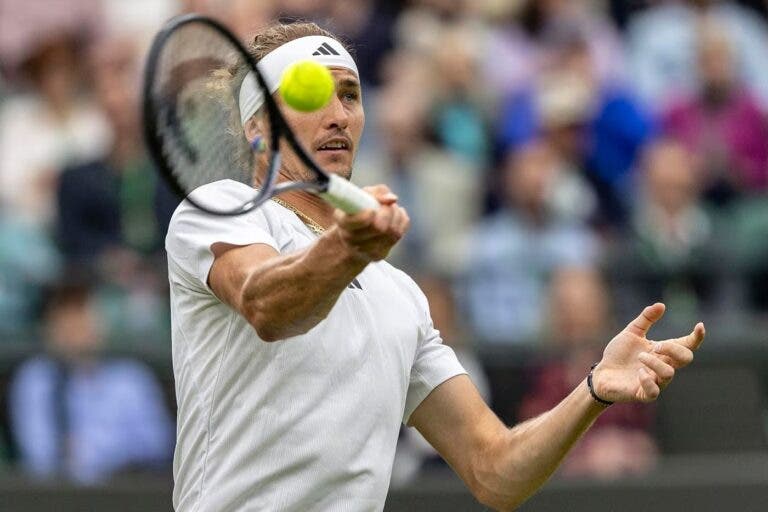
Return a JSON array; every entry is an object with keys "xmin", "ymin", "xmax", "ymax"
[{"xmin": 592, "ymin": 303, "xmax": 705, "ymax": 403}]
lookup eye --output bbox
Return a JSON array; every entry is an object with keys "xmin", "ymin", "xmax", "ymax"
[{"xmin": 341, "ymin": 90, "xmax": 359, "ymax": 103}]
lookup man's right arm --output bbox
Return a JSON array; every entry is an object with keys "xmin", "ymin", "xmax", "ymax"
[{"xmin": 208, "ymin": 186, "xmax": 409, "ymax": 341}]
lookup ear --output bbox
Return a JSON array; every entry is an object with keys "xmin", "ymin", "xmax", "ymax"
[{"xmin": 243, "ymin": 115, "xmax": 264, "ymax": 143}]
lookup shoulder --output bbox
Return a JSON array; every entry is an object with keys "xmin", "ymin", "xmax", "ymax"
[
  {"xmin": 186, "ymin": 179, "xmax": 260, "ymax": 206},
  {"xmin": 165, "ymin": 183, "xmax": 300, "ymax": 283},
  {"xmin": 169, "ymin": 180, "xmax": 292, "ymax": 228},
  {"xmin": 166, "ymin": 181, "xmax": 287, "ymax": 247}
]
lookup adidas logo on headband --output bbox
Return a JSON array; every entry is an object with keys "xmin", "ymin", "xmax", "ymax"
[{"xmin": 313, "ymin": 42, "xmax": 340, "ymax": 56}]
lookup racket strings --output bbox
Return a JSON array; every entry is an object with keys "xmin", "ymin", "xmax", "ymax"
[{"xmin": 150, "ymin": 22, "xmax": 256, "ymax": 196}]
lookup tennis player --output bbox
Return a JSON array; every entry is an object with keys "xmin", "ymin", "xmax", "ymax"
[{"xmin": 165, "ymin": 22, "xmax": 705, "ymax": 512}]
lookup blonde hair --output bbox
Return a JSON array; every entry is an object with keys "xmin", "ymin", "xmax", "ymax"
[{"xmin": 248, "ymin": 22, "xmax": 342, "ymax": 61}]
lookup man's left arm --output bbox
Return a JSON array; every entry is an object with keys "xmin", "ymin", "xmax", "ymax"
[{"xmin": 409, "ymin": 303, "xmax": 705, "ymax": 511}]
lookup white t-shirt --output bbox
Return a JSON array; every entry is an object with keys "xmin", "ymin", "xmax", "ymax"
[{"xmin": 165, "ymin": 180, "xmax": 466, "ymax": 512}]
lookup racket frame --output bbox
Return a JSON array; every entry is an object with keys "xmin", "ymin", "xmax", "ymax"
[{"xmin": 143, "ymin": 14, "xmax": 378, "ymax": 216}]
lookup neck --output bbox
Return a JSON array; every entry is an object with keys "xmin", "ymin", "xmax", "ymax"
[
  {"xmin": 254, "ymin": 162, "xmax": 348, "ymax": 229},
  {"xmin": 275, "ymin": 189, "xmax": 336, "ymax": 229},
  {"xmin": 274, "ymin": 163, "xmax": 353, "ymax": 228}
]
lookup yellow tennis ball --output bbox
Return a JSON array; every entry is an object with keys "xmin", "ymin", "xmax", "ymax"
[{"xmin": 279, "ymin": 60, "xmax": 335, "ymax": 112}]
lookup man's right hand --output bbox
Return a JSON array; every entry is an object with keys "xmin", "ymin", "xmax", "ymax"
[{"xmin": 331, "ymin": 184, "xmax": 410, "ymax": 263}]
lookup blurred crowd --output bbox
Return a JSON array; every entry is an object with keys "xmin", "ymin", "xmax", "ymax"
[{"xmin": 1, "ymin": 0, "xmax": 767, "ymax": 487}]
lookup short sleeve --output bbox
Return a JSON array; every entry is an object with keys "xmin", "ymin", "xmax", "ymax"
[
  {"xmin": 402, "ymin": 285, "xmax": 466, "ymax": 424},
  {"xmin": 165, "ymin": 180, "xmax": 280, "ymax": 288}
]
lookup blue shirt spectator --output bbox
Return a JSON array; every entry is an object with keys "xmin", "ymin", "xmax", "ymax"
[
  {"xmin": 465, "ymin": 212, "xmax": 598, "ymax": 344},
  {"xmin": 10, "ymin": 356, "xmax": 173, "ymax": 484},
  {"xmin": 494, "ymin": 31, "xmax": 655, "ymax": 227},
  {"xmin": 463, "ymin": 144, "xmax": 600, "ymax": 345},
  {"xmin": 8, "ymin": 277, "xmax": 173, "ymax": 484}
]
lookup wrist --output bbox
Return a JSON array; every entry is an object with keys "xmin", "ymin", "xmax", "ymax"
[
  {"xmin": 587, "ymin": 362, "xmax": 614, "ymax": 407},
  {"xmin": 322, "ymin": 226, "xmax": 371, "ymax": 267}
]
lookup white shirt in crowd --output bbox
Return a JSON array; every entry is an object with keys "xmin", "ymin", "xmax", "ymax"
[
  {"xmin": 165, "ymin": 180, "xmax": 466, "ymax": 512},
  {"xmin": 0, "ymin": 96, "xmax": 110, "ymax": 225}
]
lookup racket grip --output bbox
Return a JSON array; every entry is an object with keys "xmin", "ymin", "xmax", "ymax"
[{"xmin": 320, "ymin": 174, "xmax": 380, "ymax": 213}]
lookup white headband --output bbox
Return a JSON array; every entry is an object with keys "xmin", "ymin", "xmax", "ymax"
[{"xmin": 238, "ymin": 35, "xmax": 359, "ymax": 125}]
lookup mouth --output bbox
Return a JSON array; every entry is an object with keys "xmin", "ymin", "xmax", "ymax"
[{"xmin": 315, "ymin": 137, "xmax": 352, "ymax": 155}]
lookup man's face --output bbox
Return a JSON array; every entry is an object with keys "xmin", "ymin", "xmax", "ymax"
[
  {"xmin": 254, "ymin": 67, "xmax": 364, "ymax": 181},
  {"xmin": 645, "ymin": 143, "xmax": 697, "ymax": 214},
  {"xmin": 46, "ymin": 299, "xmax": 104, "ymax": 359}
]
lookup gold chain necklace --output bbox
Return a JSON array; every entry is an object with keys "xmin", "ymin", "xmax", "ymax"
[{"xmin": 271, "ymin": 197, "xmax": 326, "ymax": 236}]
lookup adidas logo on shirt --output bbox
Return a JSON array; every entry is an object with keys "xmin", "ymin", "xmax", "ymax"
[
  {"xmin": 347, "ymin": 278, "xmax": 362, "ymax": 290},
  {"xmin": 313, "ymin": 42, "xmax": 340, "ymax": 56}
]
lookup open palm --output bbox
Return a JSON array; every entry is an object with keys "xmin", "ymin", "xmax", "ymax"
[{"xmin": 592, "ymin": 303, "xmax": 706, "ymax": 404}]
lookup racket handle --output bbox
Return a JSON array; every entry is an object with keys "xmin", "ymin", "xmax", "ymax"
[{"xmin": 320, "ymin": 174, "xmax": 380, "ymax": 213}]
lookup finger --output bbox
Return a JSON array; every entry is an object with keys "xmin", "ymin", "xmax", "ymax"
[
  {"xmin": 363, "ymin": 184, "xmax": 398, "ymax": 205},
  {"xmin": 652, "ymin": 341, "xmax": 694, "ymax": 368},
  {"xmin": 626, "ymin": 303, "xmax": 666, "ymax": 337},
  {"xmin": 347, "ymin": 214, "xmax": 406, "ymax": 253},
  {"xmin": 335, "ymin": 208, "xmax": 376, "ymax": 231},
  {"xmin": 389, "ymin": 206, "xmax": 410, "ymax": 238},
  {"xmin": 343, "ymin": 227, "xmax": 388, "ymax": 243},
  {"xmin": 671, "ymin": 322, "xmax": 706, "ymax": 351},
  {"xmin": 638, "ymin": 368, "xmax": 660, "ymax": 402},
  {"xmin": 638, "ymin": 352, "xmax": 675, "ymax": 385},
  {"xmin": 367, "ymin": 204, "xmax": 393, "ymax": 233},
  {"xmin": 343, "ymin": 207, "xmax": 408, "ymax": 244},
  {"xmin": 362, "ymin": 184, "xmax": 392, "ymax": 196}
]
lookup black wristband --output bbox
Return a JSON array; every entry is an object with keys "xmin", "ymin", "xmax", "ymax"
[{"xmin": 587, "ymin": 363, "xmax": 613, "ymax": 406}]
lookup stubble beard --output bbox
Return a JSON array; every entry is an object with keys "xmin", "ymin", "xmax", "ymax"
[{"xmin": 251, "ymin": 149, "xmax": 355, "ymax": 187}]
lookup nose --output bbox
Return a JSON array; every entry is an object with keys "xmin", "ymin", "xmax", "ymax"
[{"xmin": 322, "ymin": 94, "xmax": 349, "ymax": 131}]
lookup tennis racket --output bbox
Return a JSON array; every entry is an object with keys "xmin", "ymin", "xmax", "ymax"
[{"xmin": 142, "ymin": 13, "xmax": 378, "ymax": 216}]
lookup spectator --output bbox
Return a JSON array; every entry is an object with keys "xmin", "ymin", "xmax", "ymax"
[
  {"xmin": 519, "ymin": 267, "xmax": 658, "ymax": 479},
  {"xmin": 326, "ymin": 0, "xmax": 395, "ymax": 87},
  {"xmin": 615, "ymin": 140, "xmax": 719, "ymax": 320},
  {"xmin": 0, "ymin": 207, "xmax": 61, "ymax": 336},
  {"xmin": 463, "ymin": 142, "xmax": 600, "ymax": 345},
  {"xmin": 8, "ymin": 277, "xmax": 174, "ymax": 484},
  {"xmin": 661, "ymin": 20, "xmax": 768, "ymax": 205},
  {"xmin": 0, "ymin": 31, "xmax": 110, "ymax": 228},
  {"xmin": 52, "ymin": 37, "xmax": 175, "ymax": 343},
  {"xmin": 390, "ymin": 0, "xmax": 491, "ymax": 167},
  {"xmin": 273, "ymin": 0, "xmax": 328, "ymax": 23},
  {"xmin": 634, "ymin": 140, "xmax": 714, "ymax": 271},
  {"xmin": 224, "ymin": 0, "xmax": 276, "ymax": 40},
  {"xmin": 494, "ymin": 136, "xmax": 596, "ymax": 227},
  {"xmin": 355, "ymin": 52, "xmax": 483, "ymax": 273},
  {"xmin": 394, "ymin": 0, "xmax": 480, "ymax": 54},
  {"xmin": 483, "ymin": 0, "xmax": 626, "ymax": 100},
  {"xmin": 496, "ymin": 28, "xmax": 654, "ymax": 227},
  {"xmin": 428, "ymin": 24, "xmax": 491, "ymax": 168},
  {"xmin": 627, "ymin": 0, "xmax": 768, "ymax": 110},
  {"xmin": 55, "ymin": 36, "xmax": 177, "ymax": 266}
]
